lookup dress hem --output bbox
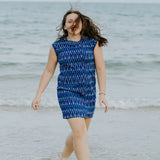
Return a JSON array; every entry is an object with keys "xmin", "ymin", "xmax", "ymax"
[{"xmin": 62, "ymin": 114, "xmax": 94, "ymax": 119}]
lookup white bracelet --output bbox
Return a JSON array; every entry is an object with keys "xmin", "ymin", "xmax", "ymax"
[{"xmin": 99, "ymin": 91, "xmax": 106, "ymax": 95}]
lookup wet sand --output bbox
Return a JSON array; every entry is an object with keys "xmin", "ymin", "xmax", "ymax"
[{"xmin": 0, "ymin": 106, "xmax": 159, "ymax": 160}]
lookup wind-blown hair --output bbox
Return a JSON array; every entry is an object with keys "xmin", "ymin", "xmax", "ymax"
[{"xmin": 56, "ymin": 9, "xmax": 108, "ymax": 47}]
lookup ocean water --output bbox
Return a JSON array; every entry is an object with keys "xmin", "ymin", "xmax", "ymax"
[{"xmin": 0, "ymin": 2, "xmax": 159, "ymax": 110}]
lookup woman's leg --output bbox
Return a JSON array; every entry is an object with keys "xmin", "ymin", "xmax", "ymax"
[
  {"xmin": 67, "ymin": 117, "xmax": 90, "ymax": 160},
  {"xmin": 59, "ymin": 132, "xmax": 73, "ymax": 159},
  {"xmin": 59, "ymin": 118, "xmax": 91, "ymax": 159}
]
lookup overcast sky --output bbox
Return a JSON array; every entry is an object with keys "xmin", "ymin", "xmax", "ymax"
[{"xmin": 0, "ymin": 0, "xmax": 160, "ymax": 3}]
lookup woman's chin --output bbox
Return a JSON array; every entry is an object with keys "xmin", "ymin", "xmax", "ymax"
[
  {"xmin": 68, "ymin": 29, "xmax": 81, "ymax": 36},
  {"xmin": 73, "ymin": 31, "xmax": 81, "ymax": 35}
]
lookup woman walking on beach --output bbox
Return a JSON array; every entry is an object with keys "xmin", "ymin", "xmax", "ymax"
[{"xmin": 32, "ymin": 9, "xmax": 109, "ymax": 160}]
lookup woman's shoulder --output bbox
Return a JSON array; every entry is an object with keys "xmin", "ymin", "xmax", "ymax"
[
  {"xmin": 84, "ymin": 36, "xmax": 98, "ymax": 47},
  {"xmin": 84, "ymin": 36, "xmax": 97, "ymax": 42}
]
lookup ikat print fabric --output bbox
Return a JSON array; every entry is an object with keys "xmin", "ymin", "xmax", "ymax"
[{"xmin": 52, "ymin": 36, "xmax": 98, "ymax": 119}]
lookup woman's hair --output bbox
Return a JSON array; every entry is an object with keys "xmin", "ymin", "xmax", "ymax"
[{"xmin": 56, "ymin": 9, "xmax": 108, "ymax": 47}]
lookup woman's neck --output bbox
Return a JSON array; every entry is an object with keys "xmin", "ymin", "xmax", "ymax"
[{"xmin": 67, "ymin": 34, "xmax": 82, "ymax": 41}]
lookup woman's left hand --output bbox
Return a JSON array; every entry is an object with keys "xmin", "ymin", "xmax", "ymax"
[{"xmin": 99, "ymin": 94, "xmax": 109, "ymax": 113}]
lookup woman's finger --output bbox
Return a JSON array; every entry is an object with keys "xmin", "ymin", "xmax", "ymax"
[
  {"xmin": 99, "ymin": 97, "xmax": 109, "ymax": 113},
  {"xmin": 105, "ymin": 105, "xmax": 109, "ymax": 112},
  {"xmin": 32, "ymin": 101, "xmax": 39, "ymax": 110},
  {"xmin": 101, "ymin": 99, "xmax": 108, "ymax": 113},
  {"xmin": 99, "ymin": 101, "xmax": 102, "ymax": 107},
  {"xmin": 35, "ymin": 103, "xmax": 39, "ymax": 109},
  {"xmin": 99, "ymin": 98, "xmax": 102, "ymax": 107},
  {"xmin": 103, "ymin": 100, "xmax": 109, "ymax": 112},
  {"xmin": 103, "ymin": 100, "xmax": 108, "ymax": 107},
  {"xmin": 99, "ymin": 95, "xmax": 105, "ymax": 107}
]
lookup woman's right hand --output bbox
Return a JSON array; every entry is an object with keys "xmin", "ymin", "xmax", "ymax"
[{"xmin": 32, "ymin": 95, "xmax": 41, "ymax": 110}]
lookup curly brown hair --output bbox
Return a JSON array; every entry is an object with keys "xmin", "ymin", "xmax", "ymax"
[{"xmin": 56, "ymin": 9, "xmax": 108, "ymax": 47}]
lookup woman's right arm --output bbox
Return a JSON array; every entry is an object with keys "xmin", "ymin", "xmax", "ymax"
[{"xmin": 32, "ymin": 46, "xmax": 58, "ymax": 110}]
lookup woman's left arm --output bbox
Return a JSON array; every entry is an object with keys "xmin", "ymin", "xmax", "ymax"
[{"xmin": 94, "ymin": 41, "xmax": 109, "ymax": 113}]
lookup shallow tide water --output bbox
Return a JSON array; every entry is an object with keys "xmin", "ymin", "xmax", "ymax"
[{"xmin": 0, "ymin": 106, "xmax": 159, "ymax": 160}]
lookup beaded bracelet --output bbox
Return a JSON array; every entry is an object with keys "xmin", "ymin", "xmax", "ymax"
[{"xmin": 99, "ymin": 91, "xmax": 106, "ymax": 95}]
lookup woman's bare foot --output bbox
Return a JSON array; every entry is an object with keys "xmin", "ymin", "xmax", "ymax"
[
  {"xmin": 58, "ymin": 152, "xmax": 68, "ymax": 160},
  {"xmin": 58, "ymin": 152, "xmax": 62, "ymax": 160}
]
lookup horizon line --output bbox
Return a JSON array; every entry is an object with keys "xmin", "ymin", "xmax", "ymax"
[{"xmin": 0, "ymin": 0, "xmax": 160, "ymax": 4}]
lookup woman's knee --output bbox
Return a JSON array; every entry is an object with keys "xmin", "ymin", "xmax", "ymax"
[
  {"xmin": 73, "ymin": 124, "xmax": 87, "ymax": 139},
  {"xmin": 67, "ymin": 118, "xmax": 87, "ymax": 139}
]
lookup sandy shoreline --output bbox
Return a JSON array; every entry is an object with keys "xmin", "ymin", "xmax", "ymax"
[{"xmin": 0, "ymin": 106, "xmax": 159, "ymax": 160}]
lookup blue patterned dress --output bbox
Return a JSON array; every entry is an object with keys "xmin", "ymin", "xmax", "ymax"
[{"xmin": 52, "ymin": 36, "xmax": 98, "ymax": 119}]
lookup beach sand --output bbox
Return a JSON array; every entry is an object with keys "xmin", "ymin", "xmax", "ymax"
[{"xmin": 0, "ymin": 106, "xmax": 159, "ymax": 160}]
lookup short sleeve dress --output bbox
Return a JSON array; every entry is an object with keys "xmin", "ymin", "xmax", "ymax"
[{"xmin": 52, "ymin": 36, "xmax": 98, "ymax": 119}]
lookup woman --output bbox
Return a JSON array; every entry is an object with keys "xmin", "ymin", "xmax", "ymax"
[{"xmin": 32, "ymin": 9, "xmax": 109, "ymax": 160}]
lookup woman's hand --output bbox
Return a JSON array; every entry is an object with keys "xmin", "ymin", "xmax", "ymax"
[
  {"xmin": 32, "ymin": 95, "xmax": 41, "ymax": 110},
  {"xmin": 99, "ymin": 94, "xmax": 109, "ymax": 113}
]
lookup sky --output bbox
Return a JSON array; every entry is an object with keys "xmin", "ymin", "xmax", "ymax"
[{"xmin": 0, "ymin": 0, "xmax": 160, "ymax": 3}]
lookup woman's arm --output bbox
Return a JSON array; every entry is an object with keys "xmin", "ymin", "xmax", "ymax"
[
  {"xmin": 94, "ymin": 42, "xmax": 106, "ymax": 94},
  {"xmin": 32, "ymin": 46, "xmax": 58, "ymax": 110},
  {"xmin": 94, "ymin": 42, "xmax": 109, "ymax": 113},
  {"xmin": 36, "ymin": 46, "xmax": 58, "ymax": 97}
]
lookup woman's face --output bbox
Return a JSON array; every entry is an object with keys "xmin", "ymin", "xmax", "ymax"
[{"xmin": 64, "ymin": 13, "xmax": 82, "ymax": 36}]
